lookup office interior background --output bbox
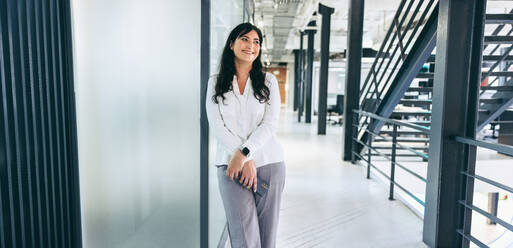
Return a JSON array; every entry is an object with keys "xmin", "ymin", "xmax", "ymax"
[{"xmin": 1, "ymin": 0, "xmax": 513, "ymax": 247}]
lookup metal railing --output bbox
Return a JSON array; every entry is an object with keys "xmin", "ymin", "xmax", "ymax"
[
  {"xmin": 455, "ymin": 137, "xmax": 513, "ymax": 248},
  {"xmin": 352, "ymin": 110, "xmax": 430, "ymax": 205},
  {"xmin": 358, "ymin": 0, "xmax": 438, "ymax": 136}
]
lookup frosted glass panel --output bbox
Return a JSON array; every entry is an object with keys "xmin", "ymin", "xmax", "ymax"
[
  {"xmin": 210, "ymin": 0, "xmax": 244, "ymax": 73},
  {"xmin": 72, "ymin": 1, "xmax": 201, "ymax": 247},
  {"xmin": 209, "ymin": 1, "xmax": 243, "ymax": 247}
]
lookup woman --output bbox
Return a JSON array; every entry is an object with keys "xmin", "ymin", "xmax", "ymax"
[{"xmin": 206, "ymin": 23, "xmax": 286, "ymax": 248}]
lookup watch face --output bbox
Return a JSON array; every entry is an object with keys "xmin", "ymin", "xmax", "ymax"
[{"xmin": 242, "ymin": 147, "xmax": 250, "ymax": 156}]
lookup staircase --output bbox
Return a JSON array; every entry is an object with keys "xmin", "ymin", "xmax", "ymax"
[
  {"xmin": 356, "ymin": 1, "xmax": 513, "ymax": 155},
  {"xmin": 477, "ymin": 13, "xmax": 513, "ymax": 130}
]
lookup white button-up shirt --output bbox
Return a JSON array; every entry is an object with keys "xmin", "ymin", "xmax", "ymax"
[{"xmin": 206, "ymin": 72, "xmax": 284, "ymax": 168}]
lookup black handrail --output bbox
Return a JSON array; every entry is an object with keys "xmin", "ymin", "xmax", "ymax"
[
  {"xmin": 355, "ymin": 110, "xmax": 430, "ymax": 133},
  {"xmin": 357, "ymin": 0, "xmax": 438, "ymax": 143},
  {"xmin": 454, "ymin": 136, "xmax": 513, "ymax": 156},
  {"xmin": 359, "ymin": 0, "xmax": 437, "ymax": 106},
  {"xmin": 454, "ymin": 135, "xmax": 513, "ymax": 247},
  {"xmin": 352, "ymin": 109, "xmax": 429, "ymax": 206},
  {"xmin": 359, "ymin": 0, "xmax": 407, "ymax": 101},
  {"xmin": 375, "ymin": 0, "xmax": 436, "ymax": 102}
]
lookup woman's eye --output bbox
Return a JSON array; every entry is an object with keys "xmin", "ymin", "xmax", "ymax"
[{"xmin": 254, "ymin": 41, "xmax": 260, "ymax": 45}]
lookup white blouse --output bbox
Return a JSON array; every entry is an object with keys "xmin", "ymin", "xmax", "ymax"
[{"xmin": 206, "ymin": 72, "xmax": 284, "ymax": 168}]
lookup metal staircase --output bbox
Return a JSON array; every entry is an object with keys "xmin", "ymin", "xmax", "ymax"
[
  {"xmin": 356, "ymin": 0, "xmax": 438, "ymax": 155},
  {"xmin": 356, "ymin": 1, "xmax": 513, "ymax": 154},
  {"xmin": 477, "ymin": 12, "xmax": 513, "ymax": 130}
]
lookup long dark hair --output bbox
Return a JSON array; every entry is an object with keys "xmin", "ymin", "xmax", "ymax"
[{"xmin": 212, "ymin": 23, "xmax": 270, "ymax": 104}]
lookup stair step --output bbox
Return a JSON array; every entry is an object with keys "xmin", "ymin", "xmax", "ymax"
[
  {"xmin": 484, "ymin": 36, "xmax": 513, "ymax": 44},
  {"xmin": 406, "ymin": 87, "xmax": 433, "ymax": 92},
  {"xmin": 478, "ymin": 109, "xmax": 490, "ymax": 120},
  {"xmin": 483, "ymin": 71, "xmax": 513, "ymax": 77},
  {"xmin": 416, "ymin": 70, "xmax": 513, "ymax": 79},
  {"xmin": 383, "ymin": 137, "xmax": 430, "ymax": 143},
  {"xmin": 482, "ymin": 55, "xmax": 513, "ymax": 61},
  {"xmin": 420, "ymin": 56, "xmax": 503, "ymax": 65},
  {"xmin": 391, "ymin": 111, "xmax": 432, "ymax": 117},
  {"xmin": 417, "ymin": 73, "xmax": 434, "ymax": 79},
  {"xmin": 479, "ymin": 98, "xmax": 504, "ymax": 104},
  {"xmin": 380, "ymin": 130, "xmax": 427, "ymax": 135},
  {"xmin": 409, "ymin": 121, "xmax": 431, "ymax": 126},
  {"xmin": 370, "ymin": 153, "xmax": 427, "ymax": 158},
  {"xmin": 481, "ymin": 85, "xmax": 513, "ymax": 91},
  {"xmin": 382, "ymin": 121, "xmax": 431, "ymax": 128},
  {"xmin": 399, "ymin": 99, "xmax": 432, "ymax": 106},
  {"xmin": 486, "ymin": 14, "xmax": 513, "ymax": 24},
  {"xmin": 385, "ymin": 120, "xmax": 431, "ymax": 128},
  {"xmin": 373, "ymin": 146, "xmax": 429, "ymax": 151}
]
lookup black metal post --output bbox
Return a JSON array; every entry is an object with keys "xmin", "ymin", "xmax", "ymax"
[
  {"xmin": 298, "ymin": 32, "xmax": 305, "ymax": 122},
  {"xmin": 423, "ymin": 0, "xmax": 486, "ymax": 247},
  {"xmin": 487, "ymin": 192, "xmax": 499, "ymax": 225},
  {"xmin": 343, "ymin": 0, "xmax": 364, "ymax": 160},
  {"xmin": 293, "ymin": 49, "xmax": 300, "ymax": 111},
  {"xmin": 500, "ymin": 47, "xmax": 508, "ymax": 86},
  {"xmin": 389, "ymin": 124, "xmax": 397, "ymax": 200},
  {"xmin": 351, "ymin": 111, "xmax": 357, "ymax": 164},
  {"xmin": 243, "ymin": 0, "xmax": 246, "ymax": 22},
  {"xmin": 367, "ymin": 135, "xmax": 372, "ymax": 179},
  {"xmin": 305, "ymin": 22, "xmax": 316, "ymax": 124},
  {"xmin": 318, "ymin": 4, "xmax": 334, "ymax": 135},
  {"xmin": 200, "ymin": 0, "xmax": 210, "ymax": 246}
]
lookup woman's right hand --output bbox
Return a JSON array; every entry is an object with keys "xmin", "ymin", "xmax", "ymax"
[
  {"xmin": 239, "ymin": 160, "xmax": 257, "ymax": 192},
  {"xmin": 226, "ymin": 150, "xmax": 245, "ymax": 180}
]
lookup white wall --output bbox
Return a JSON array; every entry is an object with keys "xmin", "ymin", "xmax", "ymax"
[
  {"xmin": 312, "ymin": 62, "xmax": 346, "ymax": 113},
  {"xmin": 72, "ymin": 1, "xmax": 201, "ymax": 247}
]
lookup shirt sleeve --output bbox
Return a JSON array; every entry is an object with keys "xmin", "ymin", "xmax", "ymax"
[
  {"xmin": 205, "ymin": 76, "xmax": 244, "ymax": 155},
  {"xmin": 242, "ymin": 73, "xmax": 281, "ymax": 155}
]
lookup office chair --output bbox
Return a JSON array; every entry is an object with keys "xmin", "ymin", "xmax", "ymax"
[{"xmin": 328, "ymin": 95, "xmax": 344, "ymax": 125}]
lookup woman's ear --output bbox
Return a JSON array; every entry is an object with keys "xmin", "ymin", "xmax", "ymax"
[{"xmin": 229, "ymin": 41, "xmax": 233, "ymax": 50}]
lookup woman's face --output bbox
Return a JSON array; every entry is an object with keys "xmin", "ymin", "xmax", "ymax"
[{"xmin": 230, "ymin": 30, "xmax": 260, "ymax": 64}]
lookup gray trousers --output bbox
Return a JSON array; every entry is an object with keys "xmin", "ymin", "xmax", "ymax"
[{"xmin": 217, "ymin": 161, "xmax": 286, "ymax": 248}]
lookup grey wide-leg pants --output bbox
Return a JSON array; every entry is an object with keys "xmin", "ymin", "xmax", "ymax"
[{"xmin": 217, "ymin": 161, "xmax": 286, "ymax": 248}]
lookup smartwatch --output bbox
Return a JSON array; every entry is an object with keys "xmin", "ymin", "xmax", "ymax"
[{"xmin": 240, "ymin": 147, "xmax": 250, "ymax": 157}]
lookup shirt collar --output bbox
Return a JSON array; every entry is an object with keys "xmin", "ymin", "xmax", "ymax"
[{"xmin": 233, "ymin": 75, "xmax": 251, "ymax": 96}]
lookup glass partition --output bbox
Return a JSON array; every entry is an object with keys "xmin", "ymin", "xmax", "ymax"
[
  {"xmin": 209, "ymin": 1, "xmax": 244, "ymax": 246},
  {"xmin": 72, "ymin": 1, "xmax": 201, "ymax": 247}
]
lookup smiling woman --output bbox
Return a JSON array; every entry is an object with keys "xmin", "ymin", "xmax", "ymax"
[{"xmin": 206, "ymin": 23, "xmax": 287, "ymax": 248}]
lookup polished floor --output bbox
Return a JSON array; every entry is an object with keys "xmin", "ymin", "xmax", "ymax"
[
  {"xmin": 274, "ymin": 109, "xmax": 426, "ymax": 248},
  {"xmin": 218, "ymin": 107, "xmax": 512, "ymax": 247}
]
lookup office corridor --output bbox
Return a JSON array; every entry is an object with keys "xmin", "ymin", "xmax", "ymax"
[{"xmin": 275, "ymin": 109, "xmax": 426, "ymax": 248}]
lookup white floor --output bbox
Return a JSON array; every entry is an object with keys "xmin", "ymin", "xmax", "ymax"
[
  {"xmin": 218, "ymin": 107, "xmax": 512, "ymax": 248},
  {"xmin": 275, "ymin": 109, "xmax": 426, "ymax": 248}
]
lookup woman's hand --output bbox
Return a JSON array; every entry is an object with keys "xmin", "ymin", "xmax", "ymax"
[
  {"xmin": 226, "ymin": 150, "xmax": 246, "ymax": 180},
  {"xmin": 239, "ymin": 160, "xmax": 257, "ymax": 192}
]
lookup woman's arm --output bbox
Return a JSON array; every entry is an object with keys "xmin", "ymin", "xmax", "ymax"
[
  {"xmin": 242, "ymin": 73, "xmax": 280, "ymax": 154},
  {"xmin": 205, "ymin": 77, "xmax": 244, "ymax": 155}
]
